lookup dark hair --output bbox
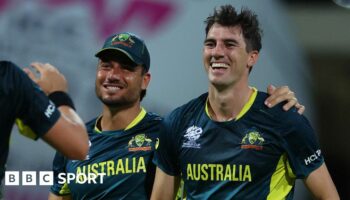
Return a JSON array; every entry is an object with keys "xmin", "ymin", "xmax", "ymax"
[{"xmin": 204, "ymin": 5, "xmax": 263, "ymax": 53}]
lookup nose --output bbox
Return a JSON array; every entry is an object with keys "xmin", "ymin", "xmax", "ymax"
[
  {"xmin": 211, "ymin": 42, "xmax": 224, "ymax": 58},
  {"xmin": 106, "ymin": 70, "xmax": 117, "ymax": 80},
  {"xmin": 106, "ymin": 63, "xmax": 123, "ymax": 81}
]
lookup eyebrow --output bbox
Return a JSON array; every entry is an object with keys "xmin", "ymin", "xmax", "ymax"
[
  {"xmin": 204, "ymin": 38, "xmax": 215, "ymax": 43},
  {"xmin": 204, "ymin": 38, "xmax": 239, "ymax": 44}
]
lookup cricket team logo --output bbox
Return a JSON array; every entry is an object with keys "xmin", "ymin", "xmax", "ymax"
[
  {"xmin": 111, "ymin": 33, "xmax": 135, "ymax": 48},
  {"xmin": 182, "ymin": 125, "xmax": 203, "ymax": 148},
  {"xmin": 241, "ymin": 129, "xmax": 265, "ymax": 150},
  {"xmin": 128, "ymin": 133, "xmax": 152, "ymax": 152}
]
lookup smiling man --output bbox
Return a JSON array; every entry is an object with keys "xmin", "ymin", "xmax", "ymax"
[
  {"xmin": 49, "ymin": 32, "xmax": 161, "ymax": 200},
  {"xmin": 151, "ymin": 5, "xmax": 339, "ymax": 200}
]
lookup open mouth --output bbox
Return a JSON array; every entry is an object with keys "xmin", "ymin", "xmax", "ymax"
[
  {"xmin": 103, "ymin": 84, "xmax": 124, "ymax": 93},
  {"xmin": 211, "ymin": 63, "xmax": 228, "ymax": 72}
]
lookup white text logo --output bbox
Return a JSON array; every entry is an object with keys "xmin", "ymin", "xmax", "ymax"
[
  {"xmin": 44, "ymin": 101, "xmax": 56, "ymax": 118},
  {"xmin": 182, "ymin": 125, "xmax": 203, "ymax": 148},
  {"xmin": 304, "ymin": 149, "xmax": 322, "ymax": 165},
  {"xmin": 5, "ymin": 171, "xmax": 105, "ymax": 185}
]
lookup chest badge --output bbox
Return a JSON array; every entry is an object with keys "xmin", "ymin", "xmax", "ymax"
[
  {"xmin": 182, "ymin": 125, "xmax": 203, "ymax": 149},
  {"xmin": 128, "ymin": 133, "xmax": 152, "ymax": 152},
  {"xmin": 241, "ymin": 130, "xmax": 264, "ymax": 150}
]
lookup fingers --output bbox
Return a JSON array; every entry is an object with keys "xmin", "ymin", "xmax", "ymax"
[
  {"xmin": 282, "ymin": 97, "xmax": 297, "ymax": 111},
  {"xmin": 44, "ymin": 63, "xmax": 59, "ymax": 72},
  {"xmin": 295, "ymin": 103, "xmax": 306, "ymax": 115},
  {"xmin": 265, "ymin": 86, "xmax": 292, "ymax": 107},
  {"xmin": 23, "ymin": 68, "xmax": 37, "ymax": 83},
  {"xmin": 27, "ymin": 62, "xmax": 67, "ymax": 94},
  {"xmin": 265, "ymin": 85, "xmax": 306, "ymax": 114},
  {"xmin": 30, "ymin": 62, "xmax": 58, "ymax": 74},
  {"xmin": 267, "ymin": 84, "xmax": 276, "ymax": 95},
  {"xmin": 30, "ymin": 62, "xmax": 45, "ymax": 74}
]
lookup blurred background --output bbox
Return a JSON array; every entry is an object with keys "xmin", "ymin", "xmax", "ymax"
[{"xmin": 0, "ymin": 0, "xmax": 348, "ymax": 199}]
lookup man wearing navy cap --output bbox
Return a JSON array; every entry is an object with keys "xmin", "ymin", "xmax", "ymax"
[
  {"xmin": 48, "ymin": 32, "xmax": 305, "ymax": 200},
  {"xmin": 49, "ymin": 32, "xmax": 161, "ymax": 199}
]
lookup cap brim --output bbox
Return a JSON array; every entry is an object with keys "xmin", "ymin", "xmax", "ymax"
[{"xmin": 95, "ymin": 48, "xmax": 142, "ymax": 65}]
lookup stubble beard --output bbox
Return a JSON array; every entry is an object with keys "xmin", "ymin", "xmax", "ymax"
[{"xmin": 95, "ymin": 86, "xmax": 139, "ymax": 109}]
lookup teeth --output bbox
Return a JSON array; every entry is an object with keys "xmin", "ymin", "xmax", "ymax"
[
  {"xmin": 106, "ymin": 86, "xmax": 121, "ymax": 92},
  {"xmin": 107, "ymin": 86, "xmax": 120, "ymax": 89},
  {"xmin": 211, "ymin": 63, "xmax": 228, "ymax": 68}
]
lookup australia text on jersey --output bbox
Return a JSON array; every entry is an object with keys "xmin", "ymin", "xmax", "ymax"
[{"xmin": 75, "ymin": 157, "xmax": 147, "ymax": 179}]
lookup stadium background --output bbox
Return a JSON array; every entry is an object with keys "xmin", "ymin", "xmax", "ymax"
[{"xmin": 0, "ymin": 0, "xmax": 348, "ymax": 199}]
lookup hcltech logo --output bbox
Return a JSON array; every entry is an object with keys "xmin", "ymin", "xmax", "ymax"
[
  {"xmin": 45, "ymin": 101, "xmax": 56, "ymax": 118},
  {"xmin": 304, "ymin": 149, "xmax": 322, "ymax": 165},
  {"xmin": 5, "ymin": 171, "xmax": 105, "ymax": 186}
]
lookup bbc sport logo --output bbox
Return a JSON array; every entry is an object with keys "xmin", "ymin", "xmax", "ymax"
[{"xmin": 5, "ymin": 171, "xmax": 106, "ymax": 186}]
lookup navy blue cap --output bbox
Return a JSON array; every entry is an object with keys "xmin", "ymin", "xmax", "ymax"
[{"xmin": 95, "ymin": 32, "xmax": 150, "ymax": 71}]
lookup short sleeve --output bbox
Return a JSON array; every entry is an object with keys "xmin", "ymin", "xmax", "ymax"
[
  {"xmin": 281, "ymin": 115, "xmax": 324, "ymax": 179},
  {"xmin": 153, "ymin": 113, "xmax": 181, "ymax": 176},
  {"xmin": 50, "ymin": 152, "xmax": 71, "ymax": 196},
  {"xmin": 12, "ymin": 62, "xmax": 60, "ymax": 138}
]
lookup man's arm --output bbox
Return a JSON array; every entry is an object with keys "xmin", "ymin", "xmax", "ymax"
[
  {"xmin": 151, "ymin": 167, "xmax": 181, "ymax": 200},
  {"xmin": 23, "ymin": 62, "xmax": 88, "ymax": 160},
  {"xmin": 304, "ymin": 163, "xmax": 339, "ymax": 200},
  {"xmin": 42, "ymin": 105, "xmax": 88, "ymax": 160}
]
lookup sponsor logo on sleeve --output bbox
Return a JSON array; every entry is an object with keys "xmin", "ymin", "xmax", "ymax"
[
  {"xmin": 304, "ymin": 149, "xmax": 322, "ymax": 165},
  {"xmin": 44, "ymin": 101, "xmax": 56, "ymax": 118}
]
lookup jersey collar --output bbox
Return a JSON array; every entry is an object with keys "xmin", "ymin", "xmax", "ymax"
[
  {"xmin": 94, "ymin": 107, "xmax": 147, "ymax": 133},
  {"xmin": 205, "ymin": 87, "xmax": 258, "ymax": 121}
]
